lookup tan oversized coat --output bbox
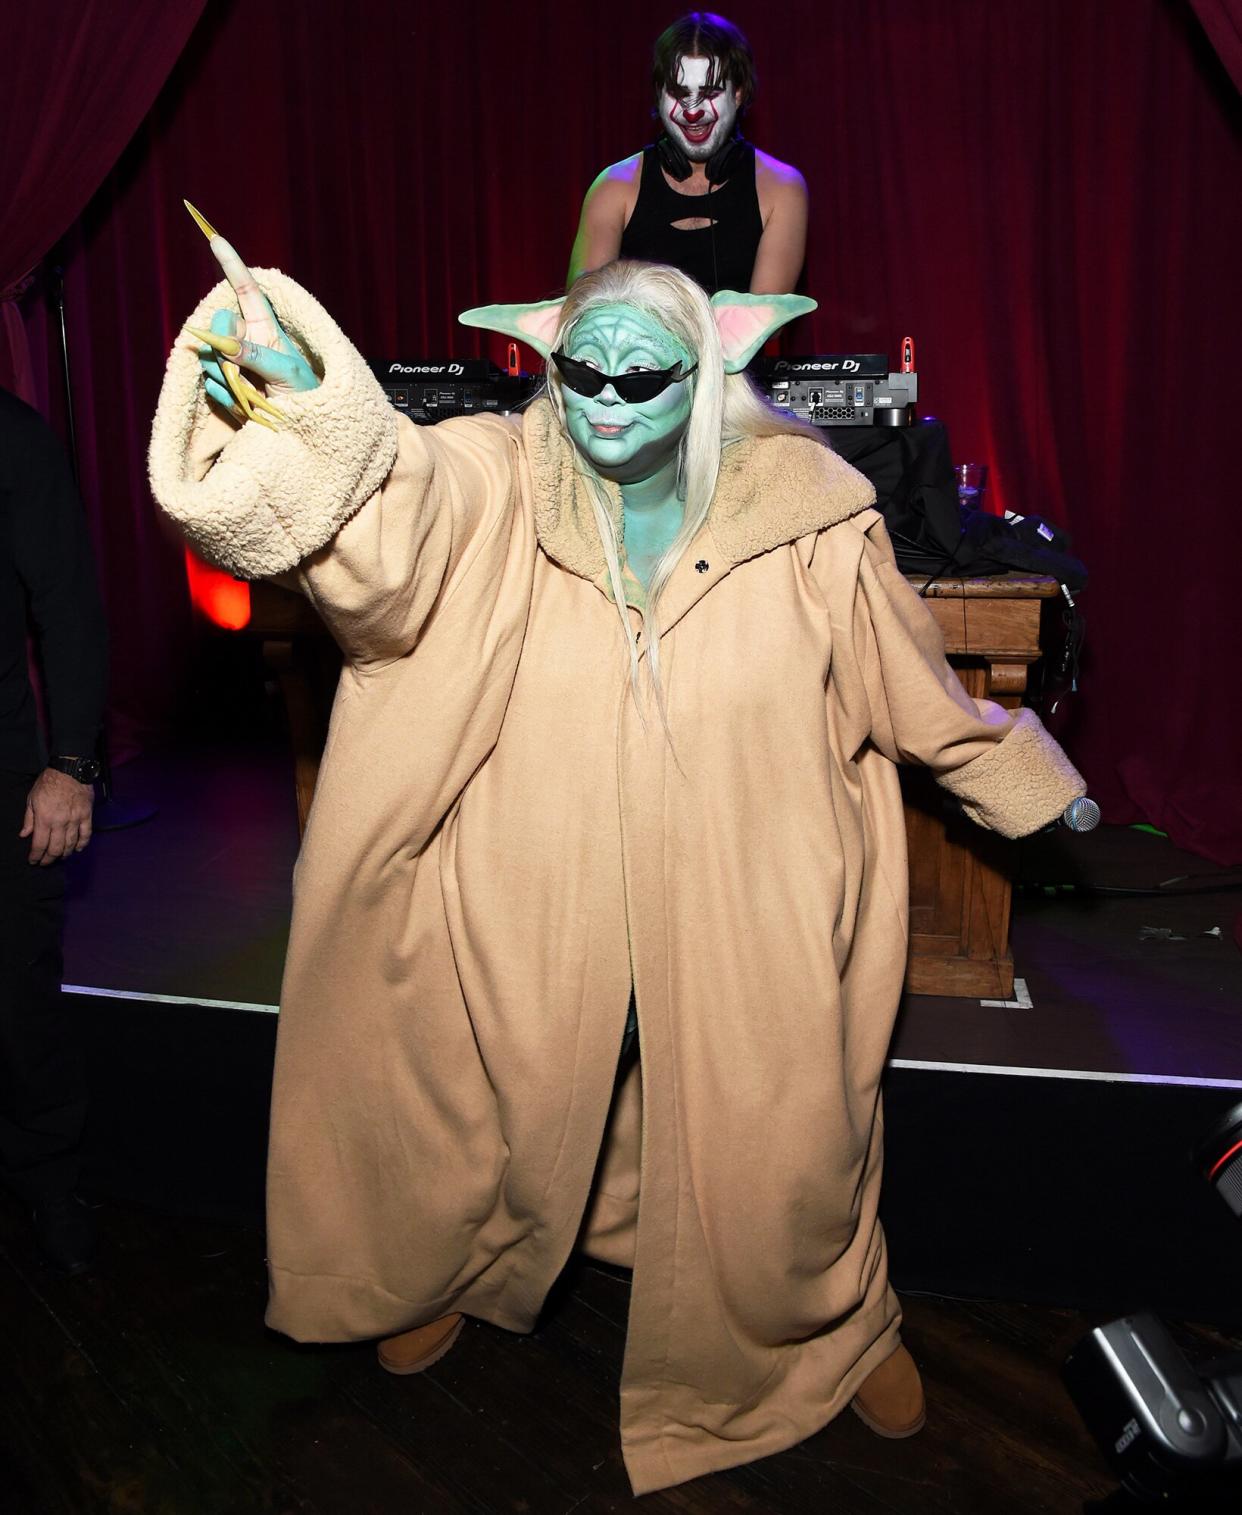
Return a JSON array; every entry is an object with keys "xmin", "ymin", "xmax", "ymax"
[{"xmin": 149, "ymin": 272, "xmax": 1084, "ymax": 1495}]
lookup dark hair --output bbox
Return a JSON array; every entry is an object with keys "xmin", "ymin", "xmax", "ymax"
[{"xmin": 652, "ymin": 12, "xmax": 757, "ymax": 114}]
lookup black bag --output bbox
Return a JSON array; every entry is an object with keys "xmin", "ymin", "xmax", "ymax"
[
  {"xmin": 829, "ymin": 421, "xmax": 963, "ymax": 575},
  {"xmin": 957, "ymin": 506, "xmax": 1087, "ymax": 589},
  {"xmin": 831, "ymin": 421, "xmax": 1087, "ymax": 590}
]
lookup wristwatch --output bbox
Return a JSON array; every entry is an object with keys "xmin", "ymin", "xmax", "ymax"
[{"xmin": 50, "ymin": 754, "xmax": 103, "ymax": 784}]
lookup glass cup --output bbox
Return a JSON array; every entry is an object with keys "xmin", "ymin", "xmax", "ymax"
[{"xmin": 956, "ymin": 462, "xmax": 988, "ymax": 510}]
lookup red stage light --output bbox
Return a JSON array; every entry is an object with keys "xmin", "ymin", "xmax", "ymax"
[{"xmin": 183, "ymin": 547, "xmax": 250, "ymax": 630}]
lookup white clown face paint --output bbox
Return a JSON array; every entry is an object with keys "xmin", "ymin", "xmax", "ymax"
[{"xmin": 658, "ymin": 54, "xmax": 740, "ymax": 165}]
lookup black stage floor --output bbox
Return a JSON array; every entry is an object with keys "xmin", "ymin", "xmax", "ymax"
[
  {"xmin": 64, "ymin": 742, "xmax": 297, "ymax": 1012},
  {"xmin": 12, "ymin": 1190, "xmax": 1217, "ymax": 1515}
]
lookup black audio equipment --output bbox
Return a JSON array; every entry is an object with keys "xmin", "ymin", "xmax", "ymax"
[
  {"xmin": 368, "ymin": 360, "xmax": 541, "ymax": 424},
  {"xmin": 1200, "ymin": 1102, "xmax": 1242, "ymax": 1219},
  {"xmin": 757, "ymin": 354, "xmax": 918, "ymax": 427},
  {"xmin": 764, "ymin": 354, "xmax": 888, "ymax": 378},
  {"xmin": 1061, "ymin": 1101, "xmax": 1242, "ymax": 1510},
  {"xmin": 655, "ymin": 130, "xmax": 749, "ymax": 185},
  {"xmin": 1064, "ymin": 1312, "xmax": 1242, "ymax": 1506},
  {"xmin": 372, "ymin": 349, "xmax": 919, "ymax": 430}
]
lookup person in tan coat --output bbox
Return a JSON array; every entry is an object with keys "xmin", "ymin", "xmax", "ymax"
[{"xmin": 148, "ymin": 236, "xmax": 1085, "ymax": 1496}]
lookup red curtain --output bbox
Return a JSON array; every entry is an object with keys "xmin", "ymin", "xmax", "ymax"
[
  {"xmin": 14, "ymin": 0, "xmax": 1242, "ymax": 861},
  {"xmin": 1190, "ymin": 0, "xmax": 1242, "ymax": 90},
  {"xmin": 0, "ymin": 0, "xmax": 205, "ymax": 399}
]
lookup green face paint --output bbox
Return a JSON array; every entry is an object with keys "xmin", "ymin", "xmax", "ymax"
[{"xmin": 559, "ymin": 305, "xmax": 695, "ymax": 485}]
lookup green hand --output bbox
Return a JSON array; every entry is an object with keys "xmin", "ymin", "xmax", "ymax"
[{"xmin": 182, "ymin": 201, "xmax": 318, "ymax": 428}]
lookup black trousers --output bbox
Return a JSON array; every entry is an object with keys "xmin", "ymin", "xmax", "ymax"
[{"xmin": 0, "ymin": 768, "xmax": 85, "ymax": 1203}]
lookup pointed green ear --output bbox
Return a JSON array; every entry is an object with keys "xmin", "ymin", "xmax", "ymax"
[
  {"xmin": 457, "ymin": 298, "xmax": 565, "ymax": 359},
  {"xmin": 710, "ymin": 292, "xmax": 817, "ymax": 372}
]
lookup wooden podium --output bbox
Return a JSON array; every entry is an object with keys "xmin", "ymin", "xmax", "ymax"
[
  {"xmin": 249, "ymin": 571, "xmax": 1060, "ymax": 1001},
  {"xmin": 901, "ymin": 573, "xmax": 1061, "ymax": 999}
]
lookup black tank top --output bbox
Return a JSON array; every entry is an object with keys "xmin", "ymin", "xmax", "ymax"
[{"xmin": 618, "ymin": 143, "xmax": 763, "ymax": 295}]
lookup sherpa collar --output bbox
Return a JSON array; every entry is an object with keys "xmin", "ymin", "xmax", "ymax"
[{"xmin": 520, "ymin": 395, "xmax": 876, "ymax": 585}]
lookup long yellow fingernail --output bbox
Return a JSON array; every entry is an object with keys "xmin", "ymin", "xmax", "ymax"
[
  {"xmin": 247, "ymin": 389, "xmax": 287, "ymax": 421},
  {"xmin": 225, "ymin": 365, "xmax": 287, "ymax": 423},
  {"xmin": 186, "ymin": 325, "xmax": 242, "ymax": 356},
  {"xmin": 223, "ymin": 361, "xmax": 247, "ymax": 405},
  {"xmin": 183, "ymin": 200, "xmax": 220, "ymax": 241},
  {"xmin": 224, "ymin": 365, "xmax": 281, "ymax": 431}
]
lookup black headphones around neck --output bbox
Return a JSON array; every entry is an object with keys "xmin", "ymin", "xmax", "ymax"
[{"xmin": 655, "ymin": 132, "xmax": 748, "ymax": 186}]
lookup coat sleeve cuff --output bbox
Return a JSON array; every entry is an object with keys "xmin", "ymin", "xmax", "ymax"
[
  {"xmin": 936, "ymin": 707, "xmax": 1086, "ymax": 838},
  {"xmin": 147, "ymin": 269, "xmax": 399, "ymax": 579}
]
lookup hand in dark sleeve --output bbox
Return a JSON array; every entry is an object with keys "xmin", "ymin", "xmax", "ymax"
[{"xmin": 21, "ymin": 767, "xmax": 94, "ymax": 864}]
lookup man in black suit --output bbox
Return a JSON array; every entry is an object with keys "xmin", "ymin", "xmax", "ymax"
[{"xmin": 0, "ymin": 385, "xmax": 107, "ymax": 1273}]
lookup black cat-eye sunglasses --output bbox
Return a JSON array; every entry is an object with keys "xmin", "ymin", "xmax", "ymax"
[{"xmin": 551, "ymin": 350, "xmax": 698, "ymax": 403}]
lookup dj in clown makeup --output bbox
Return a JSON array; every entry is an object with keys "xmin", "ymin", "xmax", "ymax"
[{"xmin": 658, "ymin": 55, "xmax": 742, "ymax": 164}]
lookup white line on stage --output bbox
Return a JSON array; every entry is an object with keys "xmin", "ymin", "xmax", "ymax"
[
  {"xmin": 61, "ymin": 984, "xmax": 1242, "ymax": 1088},
  {"xmin": 888, "ymin": 1059, "xmax": 1242, "ymax": 1090},
  {"xmin": 62, "ymin": 983, "xmax": 279, "ymax": 1015}
]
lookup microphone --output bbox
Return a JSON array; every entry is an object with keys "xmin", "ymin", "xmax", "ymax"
[
  {"xmin": 941, "ymin": 793, "xmax": 1100, "ymax": 834},
  {"xmin": 1058, "ymin": 796, "xmax": 1100, "ymax": 833}
]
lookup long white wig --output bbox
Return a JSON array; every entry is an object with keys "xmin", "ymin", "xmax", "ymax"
[{"xmin": 544, "ymin": 261, "xmax": 823, "ymax": 728}]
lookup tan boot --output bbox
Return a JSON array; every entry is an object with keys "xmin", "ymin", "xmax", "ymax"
[
  {"xmin": 850, "ymin": 1342, "xmax": 927, "ymax": 1437},
  {"xmin": 376, "ymin": 1312, "xmax": 465, "ymax": 1376}
]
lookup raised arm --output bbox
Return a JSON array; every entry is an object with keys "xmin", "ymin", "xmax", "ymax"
[
  {"xmin": 149, "ymin": 219, "xmax": 526, "ymax": 668},
  {"xmin": 567, "ymin": 158, "xmax": 639, "ymax": 287},
  {"xmin": 750, "ymin": 159, "xmax": 809, "ymax": 296}
]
